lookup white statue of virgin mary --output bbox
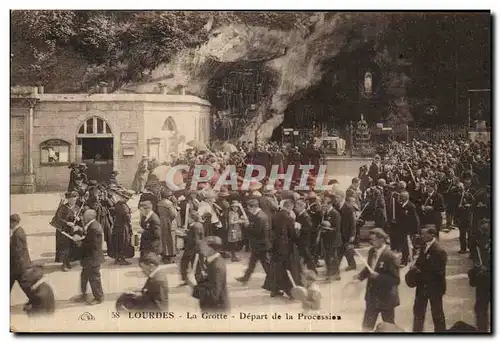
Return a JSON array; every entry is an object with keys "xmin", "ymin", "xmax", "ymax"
[{"xmin": 364, "ymin": 72, "xmax": 373, "ymax": 95}]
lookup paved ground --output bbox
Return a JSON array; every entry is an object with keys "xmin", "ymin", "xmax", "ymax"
[{"xmin": 10, "ymin": 193, "xmax": 478, "ymax": 332}]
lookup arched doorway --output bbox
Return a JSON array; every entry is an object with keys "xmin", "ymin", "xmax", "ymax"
[
  {"xmin": 76, "ymin": 116, "xmax": 114, "ymax": 183},
  {"xmin": 162, "ymin": 117, "xmax": 178, "ymax": 157}
]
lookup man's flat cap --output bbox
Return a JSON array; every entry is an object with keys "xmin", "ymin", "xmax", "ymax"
[
  {"xmin": 369, "ymin": 227, "xmax": 389, "ymax": 240},
  {"xmin": 139, "ymin": 252, "xmax": 161, "ymax": 266},
  {"xmin": 10, "ymin": 214, "xmax": 20, "ymax": 224}
]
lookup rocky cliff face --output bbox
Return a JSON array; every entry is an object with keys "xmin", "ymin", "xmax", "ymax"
[{"xmin": 121, "ymin": 13, "xmax": 390, "ymax": 142}]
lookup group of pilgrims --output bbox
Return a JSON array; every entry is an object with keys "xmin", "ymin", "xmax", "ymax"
[{"xmin": 10, "ymin": 135, "xmax": 491, "ymax": 332}]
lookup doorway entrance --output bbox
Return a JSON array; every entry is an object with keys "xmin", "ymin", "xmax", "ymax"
[{"xmin": 76, "ymin": 117, "xmax": 114, "ymax": 183}]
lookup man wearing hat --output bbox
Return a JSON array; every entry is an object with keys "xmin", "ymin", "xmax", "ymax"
[
  {"xmin": 353, "ymin": 227, "xmax": 400, "ymax": 331},
  {"xmin": 67, "ymin": 162, "xmax": 79, "ymax": 191},
  {"xmin": 419, "ymin": 181, "xmax": 445, "ymax": 239},
  {"xmin": 111, "ymin": 189, "xmax": 135, "ymax": 265},
  {"xmin": 73, "ymin": 209, "xmax": 105, "ymax": 305},
  {"xmin": 321, "ymin": 195, "xmax": 342, "ymax": 282},
  {"xmin": 215, "ymin": 187, "xmax": 232, "ymax": 259},
  {"xmin": 50, "ymin": 191, "xmax": 82, "ymax": 271},
  {"xmin": 259, "ymin": 187, "xmax": 279, "ymax": 230},
  {"xmin": 108, "ymin": 170, "xmax": 120, "ymax": 186},
  {"xmin": 368, "ymin": 155, "xmax": 383, "ymax": 183},
  {"xmin": 198, "ymin": 188, "xmax": 222, "ymax": 237},
  {"xmin": 10, "ymin": 214, "xmax": 32, "ymax": 302},
  {"xmin": 116, "ymin": 252, "xmax": 169, "ymax": 312},
  {"xmin": 22, "ymin": 265, "xmax": 55, "ymax": 316},
  {"xmin": 139, "ymin": 184, "xmax": 159, "ymax": 213},
  {"xmin": 294, "ymin": 200, "xmax": 316, "ymax": 274},
  {"xmin": 139, "ymin": 201, "xmax": 162, "ymax": 258},
  {"xmin": 408, "ymin": 225, "xmax": 447, "ymax": 332},
  {"xmin": 236, "ymin": 199, "xmax": 271, "ymax": 285},
  {"xmin": 132, "ymin": 155, "xmax": 150, "ymax": 194},
  {"xmin": 78, "ymin": 163, "xmax": 89, "ymax": 185},
  {"xmin": 179, "ymin": 211, "xmax": 205, "ymax": 287},
  {"xmin": 192, "ymin": 236, "xmax": 229, "ymax": 312}
]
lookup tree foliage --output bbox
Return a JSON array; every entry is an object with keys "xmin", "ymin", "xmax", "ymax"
[{"xmin": 11, "ymin": 10, "xmax": 315, "ymax": 92}]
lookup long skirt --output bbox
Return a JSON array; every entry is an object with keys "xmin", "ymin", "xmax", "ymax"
[
  {"xmin": 110, "ymin": 224, "xmax": 134, "ymax": 259},
  {"xmin": 263, "ymin": 246, "xmax": 302, "ymax": 293}
]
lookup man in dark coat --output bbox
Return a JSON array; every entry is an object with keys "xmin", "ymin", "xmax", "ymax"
[
  {"xmin": 372, "ymin": 179, "xmax": 387, "ymax": 229},
  {"xmin": 10, "ymin": 214, "xmax": 32, "ymax": 301},
  {"xmin": 73, "ymin": 209, "xmax": 105, "ymax": 305},
  {"xmin": 139, "ymin": 201, "xmax": 162, "ymax": 257},
  {"xmin": 192, "ymin": 237, "xmax": 229, "ymax": 312},
  {"xmin": 179, "ymin": 211, "xmax": 205, "ymax": 287},
  {"xmin": 22, "ymin": 265, "xmax": 55, "ymax": 316},
  {"xmin": 468, "ymin": 220, "xmax": 491, "ymax": 332},
  {"xmin": 406, "ymin": 225, "xmax": 447, "ymax": 332},
  {"xmin": 117, "ymin": 252, "xmax": 169, "ymax": 312},
  {"xmin": 454, "ymin": 182, "xmax": 475, "ymax": 254},
  {"xmin": 321, "ymin": 195, "xmax": 343, "ymax": 281},
  {"xmin": 368, "ymin": 155, "xmax": 383, "ymax": 182},
  {"xmin": 264, "ymin": 200, "xmax": 302, "ymax": 298},
  {"xmin": 394, "ymin": 191, "xmax": 420, "ymax": 266},
  {"xmin": 111, "ymin": 189, "xmax": 134, "ymax": 265},
  {"xmin": 354, "ymin": 228, "xmax": 400, "ymax": 331},
  {"xmin": 67, "ymin": 162, "xmax": 79, "ymax": 191},
  {"xmin": 419, "ymin": 181, "xmax": 445, "ymax": 238},
  {"xmin": 334, "ymin": 190, "xmax": 357, "ymax": 271},
  {"xmin": 139, "ymin": 185, "xmax": 159, "ymax": 213},
  {"xmin": 294, "ymin": 200, "xmax": 317, "ymax": 273},
  {"xmin": 236, "ymin": 199, "xmax": 271, "ymax": 284},
  {"xmin": 50, "ymin": 191, "xmax": 81, "ymax": 271}
]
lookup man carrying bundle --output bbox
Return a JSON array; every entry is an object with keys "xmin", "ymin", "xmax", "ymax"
[
  {"xmin": 352, "ymin": 228, "xmax": 400, "ymax": 331},
  {"xmin": 50, "ymin": 191, "xmax": 83, "ymax": 271}
]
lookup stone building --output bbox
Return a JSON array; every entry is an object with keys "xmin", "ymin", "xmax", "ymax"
[{"xmin": 10, "ymin": 86, "xmax": 211, "ymax": 193}]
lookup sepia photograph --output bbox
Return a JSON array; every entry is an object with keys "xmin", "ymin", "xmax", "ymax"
[{"xmin": 9, "ymin": 9, "xmax": 491, "ymax": 333}]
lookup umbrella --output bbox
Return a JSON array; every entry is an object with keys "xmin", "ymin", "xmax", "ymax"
[
  {"xmin": 221, "ymin": 142, "xmax": 238, "ymax": 153},
  {"xmin": 187, "ymin": 140, "xmax": 208, "ymax": 151},
  {"xmin": 151, "ymin": 165, "xmax": 184, "ymax": 187}
]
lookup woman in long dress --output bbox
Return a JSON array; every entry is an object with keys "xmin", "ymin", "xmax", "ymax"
[
  {"xmin": 157, "ymin": 190, "xmax": 178, "ymax": 264},
  {"xmin": 227, "ymin": 200, "xmax": 248, "ymax": 262}
]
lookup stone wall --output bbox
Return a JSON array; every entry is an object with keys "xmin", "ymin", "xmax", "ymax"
[
  {"xmin": 10, "ymin": 91, "xmax": 212, "ymax": 193},
  {"xmin": 31, "ymin": 99, "xmax": 146, "ymax": 191}
]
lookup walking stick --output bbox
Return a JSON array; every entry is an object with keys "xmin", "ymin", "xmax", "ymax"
[
  {"xmin": 184, "ymin": 203, "xmax": 190, "ymax": 230},
  {"xmin": 476, "ymin": 246, "xmax": 483, "ymax": 266},
  {"xmin": 353, "ymin": 249, "xmax": 376, "ymax": 274}
]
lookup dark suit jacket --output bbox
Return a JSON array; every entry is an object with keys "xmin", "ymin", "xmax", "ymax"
[
  {"xmin": 259, "ymin": 195, "xmax": 279, "ymax": 228},
  {"xmin": 26, "ymin": 282, "xmax": 55, "ymax": 316},
  {"xmin": 10, "ymin": 226, "xmax": 31, "ymax": 275},
  {"xmin": 420, "ymin": 192, "xmax": 445, "ymax": 226},
  {"xmin": 322, "ymin": 207, "xmax": 342, "ymax": 247},
  {"xmin": 339, "ymin": 203, "xmax": 356, "ymax": 243},
  {"xmin": 139, "ymin": 267, "xmax": 169, "ymax": 311},
  {"xmin": 271, "ymin": 210, "xmax": 296, "ymax": 258},
  {"xmin": 80, "ymin": 220, "xmax": 105, "ymax": 267},
  {"xmin": 396, "ymin": 201, "xmax": 420, "ymax": 235},
  {"xmin": 368, "ymin": 162, "xmax": 382, "ymax": 181},
  {"xmin": 193, "ymin": 255, "xmax": 229, "ymax": 312},
  {"xmin": 247, "ymin": 209, "xmax": 271, "ymax": 253},
  {"xmin": 296, "ymin": 211, "xmax": 313, "ymax": 248},
  {"xmin": 413, "ymin": 241, "xmax": 447, "ymax": 296},
  {"xmin": 358, "ymin": 246, "xmax": 400, "ymax": 309},
  {"xmin": 184, "ymin": 222, "xmax": 204, "ymax": 252},
  {"xmin": 140, "ymin": 212, "xmax": 162, "ymax": 255}
]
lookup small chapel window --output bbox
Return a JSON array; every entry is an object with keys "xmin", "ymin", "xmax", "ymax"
[
  {"xmin": 40, "ymin": 139, "xmax": 70, "ymax": 166},
  {"xmin": 97, "ymin": 118, "xmax": 104, "ymax": 133},
  {"xmin": 86, "ymin": 118, "xmax": 94, "ymax": 134}
]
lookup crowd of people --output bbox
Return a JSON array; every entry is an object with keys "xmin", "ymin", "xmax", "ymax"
[{"xmin": 10, "ymin": 136, "xmax": 491, "ymax": 332}]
